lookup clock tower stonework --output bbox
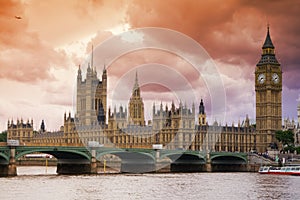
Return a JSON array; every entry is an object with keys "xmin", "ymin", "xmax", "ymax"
[{"xmin": 255, "ymin": 27, "xmax": 282, "ymax": 152}]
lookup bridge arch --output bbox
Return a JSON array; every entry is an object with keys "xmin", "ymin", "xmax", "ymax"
[
  {"xmin": 15, "ymin": 148, "xmax": 91, "ymax": 161},
  {"xmin": 161, "ymin": 152, "xmax": 206, "ymax": 163},
  {"xmin": 210, "ymin": 154, "xmax": 247, "ymax": 164},
  {"xmin": 161, "ymin": 152, "xmax": 206, "ymax": 172},
  {"xmin": 209, "ymin": 153, "xmax": 248, "ymax": 172},
  {"xmin": 97, "ymin": 150, "xmax": 155, "ymax": 161},
  {"xmin": 0, "ymin": 152, "xmax": 9, "ymax": 164},
  {"xmin": 96, "ymin": 149, "xmax": 156, "ymax": 173},
  {"xmin": 14, "ymin": 147, "xmax": 93, "ymax": 175}
]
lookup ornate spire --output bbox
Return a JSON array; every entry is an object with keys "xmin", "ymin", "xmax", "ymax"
[
  {"xmin": 257, "ymin": 25, "xmax": 280, "ymax": 66},
  {"xmin": 262, "ymin": 25, "xmax": 274, "ymax": 49},
  {"xmin": 199, "ymin": 99, "xmax": 205, "ymax": 114},
  {"xmin": 87, "ymin": 62, "xmax": 91, "ymax": 72},
  {"xmin": 77, "ymin": 64, "xmax": 82, "ymax": 75},
  {"xmin": 171, "ymin": 100, "xmax": 175, "ymax": 112},
  {"xmin": 129, "ymin": 70, "xmax": 145, "ymax": 126},
  {"xmin": 40, "ymin": 120, "xmax": 45, "ymax": 132},
  {"xmin": 133, "ymin": 70, "xmax": 139, "ymax": 93},
  {"xmin": 103, "ymin": 63, "xmax": 106, "ymax": 73},
  {"xmin": 192, "ymin": 102, "xmax": 195, "ymax": 114},
  {"xmin": 77, "ymin": 65, "xmax": 82, "ymax": 81}
]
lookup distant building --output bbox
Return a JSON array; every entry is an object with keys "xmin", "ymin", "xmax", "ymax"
[
  {"xmin": 283, "ymin": 117, "xmax": 296, "ymax": 131},
  {"xmin": 7, "ymin": 119, "xmax": 33, "ymax": 144}
]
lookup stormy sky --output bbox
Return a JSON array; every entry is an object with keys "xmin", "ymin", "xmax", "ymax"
[{"xmin": 0, "ymin": 0, "xmax": 299, "ymax": 131}]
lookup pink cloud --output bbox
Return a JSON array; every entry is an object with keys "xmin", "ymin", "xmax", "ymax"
[
  {"xmin": 0, "ymin": 0, "xmax": 68, "ymax": 83},
  {"xmin": 1, "ymin": 0, "xmax": 300, "ymax": 131}
]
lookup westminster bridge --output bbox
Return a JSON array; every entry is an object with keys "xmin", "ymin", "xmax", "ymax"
[{"xmin": 0, "ymin": 145, "xmax": 252, "ymax": 177}]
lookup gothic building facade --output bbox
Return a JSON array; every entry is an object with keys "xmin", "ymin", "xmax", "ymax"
[
  {"xmin": 9, "ymin": 27, "xmax": 287, "ymax": 153},
  {"xmin": 76, "ymin": 62, "xmax": 107, "ymax": 127},
  {"xmin": 128, "ymin": 72, "xmax": 145, "ymax": 126},
  {"xmin": 7, "ymin": 119, "xmax": 34, "ymax": 144},
  {"xmin": 29, "ymin": 64, "xmax": 256, "ymax": 152}
]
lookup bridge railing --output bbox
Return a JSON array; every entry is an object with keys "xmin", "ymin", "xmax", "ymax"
[{"xmin": 17, "ymin": 142, "xmax": 85, "ymax": 147}]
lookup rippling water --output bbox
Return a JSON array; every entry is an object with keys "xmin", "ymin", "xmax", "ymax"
[{"xmin": 0, "ymin": 166, "xmax": 299, "ymax": 200}]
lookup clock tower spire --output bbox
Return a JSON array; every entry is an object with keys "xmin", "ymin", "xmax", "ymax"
[
  {"xmin": 128, "ymin": 71, "xmax": 145, "ymax": 126},
  {"xmin": 255, "ymin": 26, "xmax": 282, "ymax": 152}
]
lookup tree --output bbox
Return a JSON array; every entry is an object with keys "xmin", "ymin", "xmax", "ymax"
[
  {"xmin": 275, "ymin": 130, "xmax": 294, "ymax": 146},
  {"xmin": 269, "ymin": 142, "xmax": 278, "ymax": 150},
  {"xmin": 275, "ymin": 130, "xmax": 295, "ymax": 152},
  {"xmin": 296, "ymin": 146, "xmax": 300, "ymax": 154},
  {"xmin": 0, "ymin": 131, "xmax": 7, "ymax": 142}
]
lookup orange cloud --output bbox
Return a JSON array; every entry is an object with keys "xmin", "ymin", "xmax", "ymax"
[
  {"xmin": 1, "ymin": 0, "xmax": 299, "ymax": 130},
  {"xmin": 0, "ymin": 0, "xmax": 68, "ymax": 82},
  {"xmin": 125, "ymin": 0, "xmax": 300, "ymax": 82}
]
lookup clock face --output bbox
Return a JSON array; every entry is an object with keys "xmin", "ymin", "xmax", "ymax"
[
  {"xmin": 272, "ymin": 73, "xmax": 279, "ymax": 84},
  {"xmin": 258, "ymin": 73, "xmax": 266, "ymax": 84}
]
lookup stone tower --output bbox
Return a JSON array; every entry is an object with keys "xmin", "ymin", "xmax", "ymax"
[
  {"xmin": 255, "ymin": 26, "xmax": 282, "ymax": 152},
  {"xmin": 198, "ymin": 99, "xmax": 206, "ymax": 126},
  {"xmin": 128, "ymin": 71, "xmax": 145, "ymax": 126},
  {"xmin": 76, "ymin": 48, "xmax": 107, "ymax": 126}
]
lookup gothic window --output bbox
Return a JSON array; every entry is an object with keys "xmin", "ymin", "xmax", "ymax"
[
  {"xmin": 138, "ymin": 107, "xmax": 141, "ymax": 118},
  {"xmin": 134, "ymin": 104, "xmax": 138, "ymax": 118},
  {"xmin": 156, "ymin": 134, "xmax": 159, "ymax": 143}
]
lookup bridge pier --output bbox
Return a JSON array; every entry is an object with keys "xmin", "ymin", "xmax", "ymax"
[
  {"xmin": 90, "ymin": 149, "xmax": 97, "ymax": 174},
  {"xmin": 206, "ymin": 152, "xmax": 212, "ymax": 172},
  {"xmin": 0, "ymin": 147, "xmax": 17, "ymax": 177},
  {"xmin": 155, "ymin": 161, "xmax": 171, "ymax": 172}
]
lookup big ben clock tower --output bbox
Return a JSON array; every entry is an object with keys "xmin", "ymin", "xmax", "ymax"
[{"xmin": 255, "ymin": 26, "xmax": 282, "ymax": 152}]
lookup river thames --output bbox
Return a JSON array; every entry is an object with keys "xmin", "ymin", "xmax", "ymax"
[{"xmin": 0, "ymin": 166, "xmax": 299, "ymax": 200}]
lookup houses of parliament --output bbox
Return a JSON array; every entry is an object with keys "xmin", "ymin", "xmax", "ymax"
[{"xmin": 7, "ymin": 27, "xmax": 299, "ymax": 153}]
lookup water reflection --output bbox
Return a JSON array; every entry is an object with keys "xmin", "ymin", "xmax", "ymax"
[
  {"xmin": 1, "ymin": 167, "xmax": 299, "ymax": 200},
  {"xmin": 255, "ymin": 174, "xmax": 295, "ymax": 200}
]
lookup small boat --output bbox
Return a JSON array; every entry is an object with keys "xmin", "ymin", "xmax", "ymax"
[{"xmin": 258, "ymin": 166, "xmax": 300, "ymax": 176}]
